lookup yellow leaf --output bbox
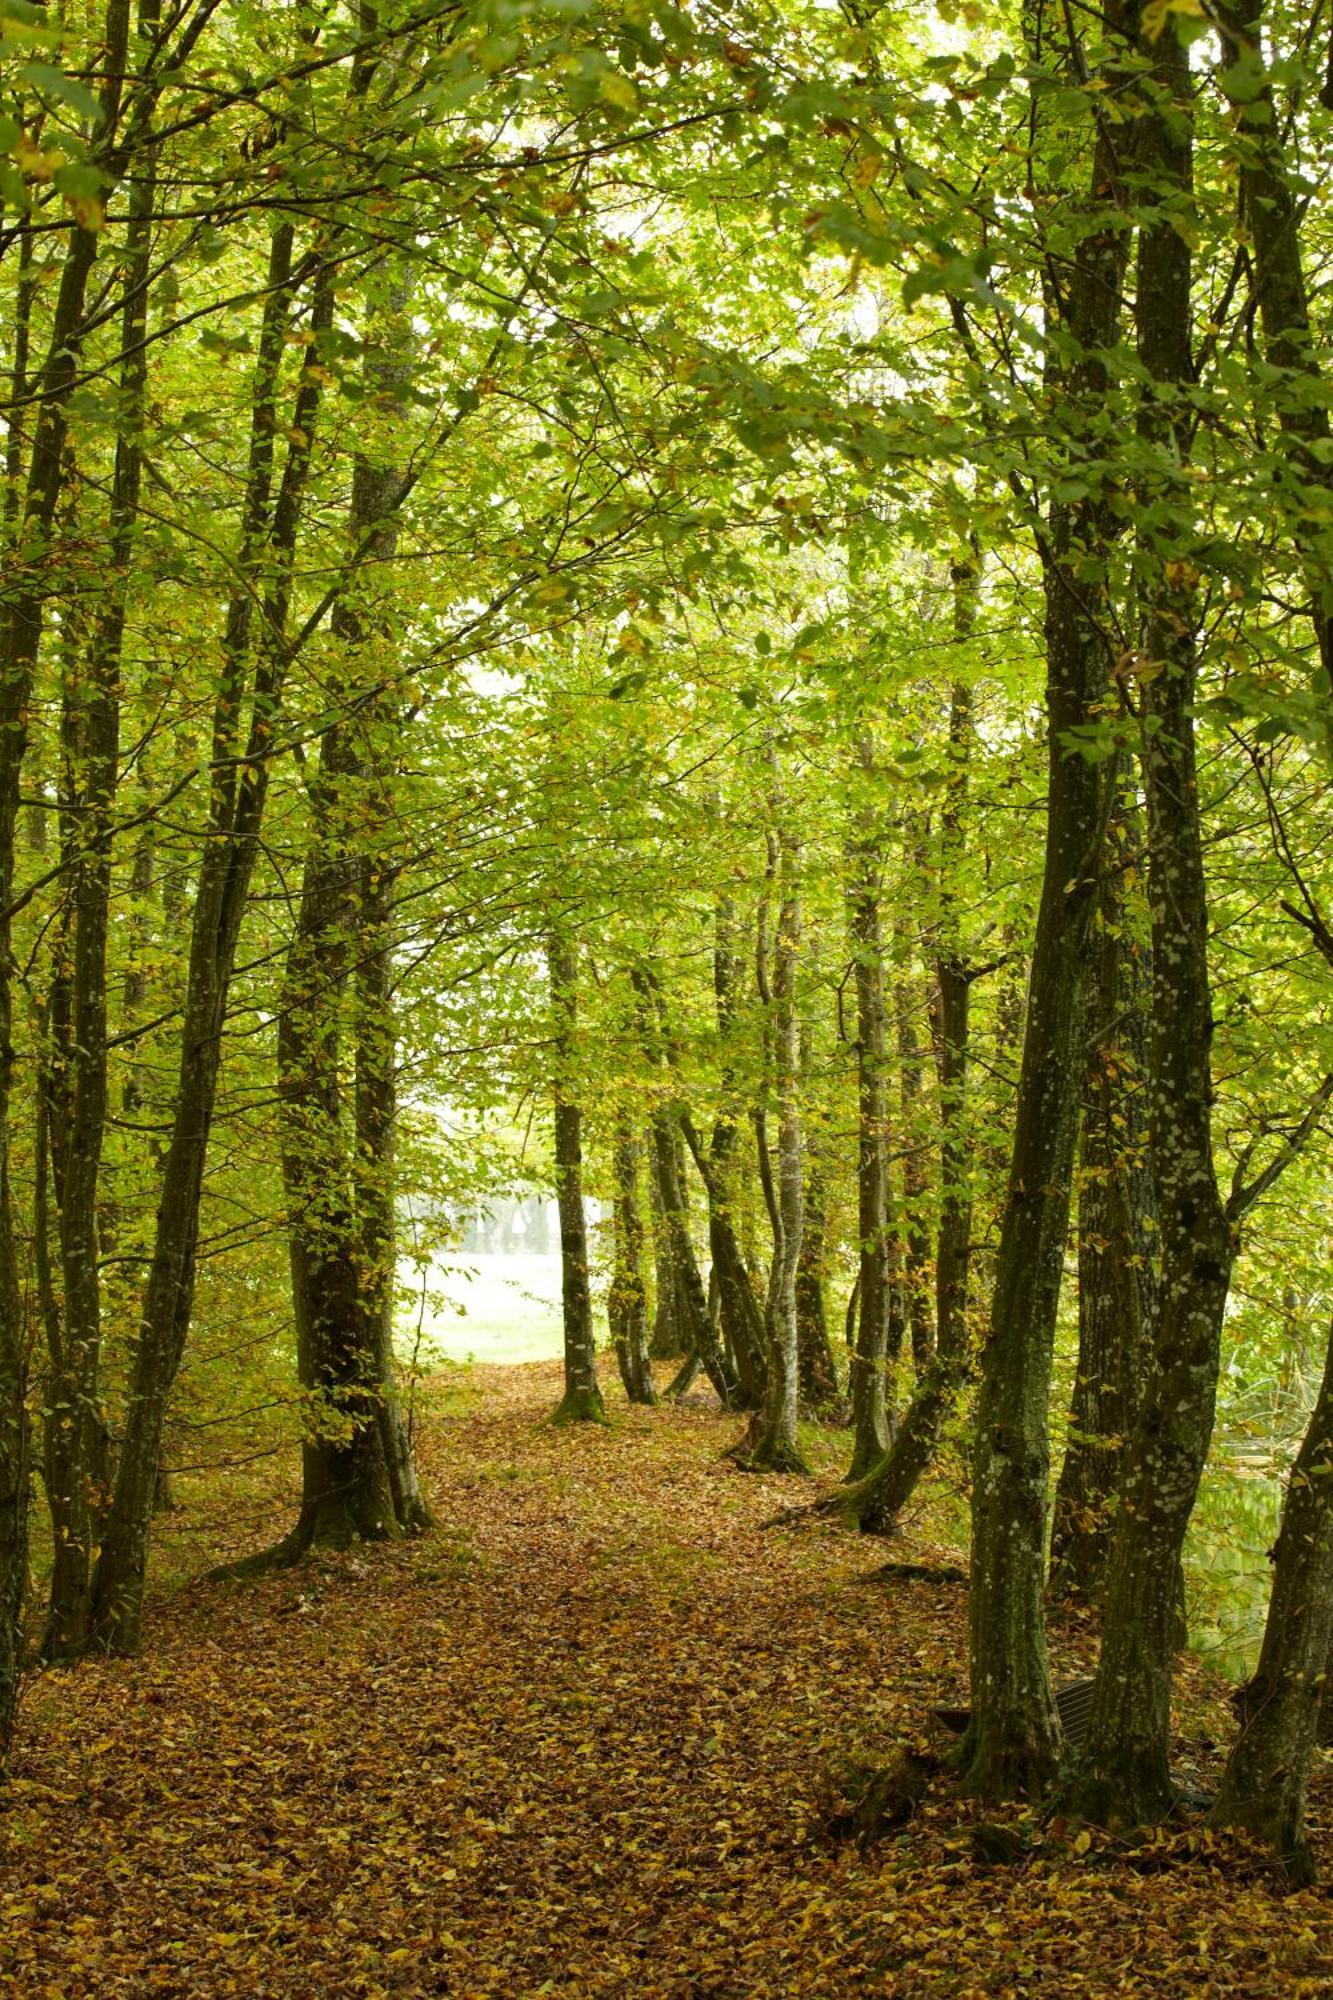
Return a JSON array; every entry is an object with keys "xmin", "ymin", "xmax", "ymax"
[
  {"xmin": 1142, "ymin": 0, "xmax": 1206, "ymax": 41},
  {"xmin": 67, "ymin": 195, "xmax": 105, "ymax": 234},
  {"xmin": 852, "ymin": 153, "xmax": 883, "ymax": 190},
  {"xmin": 15, "ymin": 134, "xmax": 55, "ymax": 180},
  {"xmin": 599, "ymin": 71, "xmax": 638, "ymax": 112}
]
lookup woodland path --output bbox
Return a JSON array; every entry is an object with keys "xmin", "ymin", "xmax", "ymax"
[{"xmin": 3, "ymin": 1362, "xmax": 1333, "ymax": 1998}]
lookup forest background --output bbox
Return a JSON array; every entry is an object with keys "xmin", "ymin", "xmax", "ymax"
[{"xmin": 3, "ymin": 0, "xmax": 1333, "ymax": 1925}]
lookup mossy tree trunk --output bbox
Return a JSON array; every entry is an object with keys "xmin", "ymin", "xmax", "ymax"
[
  {"xmin": 1050, "ymin": 779, "xmax": 1157, "ymax": 1605},
  {"xmin": 91, "ymin": 248, "xmax": 337, "ymax": 1651},
  {"xmin": 0, "ymin": 6, "xmax": 138, "ymax": 1722},
  {"xmin": 1213, "ymin": 0, "xmax": 1333, "ymax": 691},
  {"xmin": 42, "ymin": 117, "xmax": 158, "ymax": 1660},
  {"xmin": 957, "ymin": 12, "xmax": 1131, "ymax": 1800},
  {"xmin": 1068, "ymin": 16, "xmax": 1231, "ymax": 1829},
  {"xmin": 679, "ymin": 896, "xmax": 767, "ymax": 1409},
  {"xmin": 609, "ymin": 1129, "xmax": 656, "ymax": 1406},
  {"xmin": 646, "ymin": 1144, "xmax": 682, "ymax": 1360}
]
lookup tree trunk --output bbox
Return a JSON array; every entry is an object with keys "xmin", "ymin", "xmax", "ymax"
[
  {"xmin": 1210, "ymin": 1317, "xmax": 1333, "ymax": 1886},
  {"xmin": 42, "ymin": 109, "xmax": 159, "ymax": 1662},
  {"xmin": 700, "ymin": 895, "xmax": 768, "ymax": 1407},
  {"xmin": 839, "ymin": 643, "xmax": 977, "ymax": 1529},
  {"xmin": 357, "ymin": 857, "xmax": 431, "ymax": 1533},
  {"xmin": 795, "ymin": 1160, "xmax": 842, "ymax": 1418},
  {"xmin": 958, "ymin": 14, "xmax": 1131, "ymax": 1798},
  {"xmin": 548, "ymin": 934, "xmax": 607, "ymax": 1426},
  {"xmin": 90, "ymin": 245, "xmax": 334, "ymax": 1651},
  {"xmin": 1050, "ymin": 780, "xmax": 1158, "ymax": 1604},
  {"xmin": 633, "ymin": 966, "xmax": 740, "ymax": 1409},
  {"xmin": 609, "ymin": 1130, "xmax": 656, "ymax": 1405},
  {"xmin": 1214, "ymin": 0, "xmax": 1333, "ymax": 696},
  {"xmin": 845, "ymin": 736, "xmax": 896, "ymax": 1480},
  {"xmin": 1069, "ymin": 22, "xmax": 1233, "ymax": 1827},
  {"xmin": 749, "ymin": 822, "xmax": 808, "ymax": 1474},
  {"xmin": 647, "ymin": 1148, "xmax": 683, "ymax": 1360}
]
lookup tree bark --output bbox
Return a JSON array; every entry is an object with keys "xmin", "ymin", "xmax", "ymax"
[
  {"xmin": 749, "ymin": 820, "xmax": 808, "ymax": 1474},
  {"xmin": 1214, "ymin": 0, "xmax": 1333, "ymax": 697},
  {"xmin": 1069, "ymin": 14, "xmax": 1233, "ymax": 1829},
  {"xmin": 0, "ymin": 0, "xmax": 155, "ymax": 1720},
  {"xmin": 795, "ymin": 1156, "xmax": 842, "ymax": 1418},
  {"xmin": 958, "ymin": 12, "xmax": 1130, "ymax": 1799},
  {"xmin": 90, "ymin": 243, "xmax": 334, "ymax": 1650},
  {"xmin": 548, "ymin": 933, "xmax": 607, "ymax": 1426},
  {"xmin": 1210, "ymin": 1317, "xmax": 1333, "ymax": 1886},
  {"xmin": 42, "ymin": 86, "xmax": 159, "ymax": 1660},
  {"xmin": 844, "ymin": 735, "xmax": 895, "ymax": 1480},
  {"xmin": 837, "ymin": 628, "xmax": 978, "ymax": 1530},
  {"xmin": 609, "ymin": 1130, "xmax": 656, "ymax": 1405},
  {"xmin": 1050, "ymin": 780, "xmax": 1158, "ymax": 1604}
]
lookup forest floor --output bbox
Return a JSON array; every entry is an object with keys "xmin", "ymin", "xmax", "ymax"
[{"xmin": 4, "ymin": 1361, "xmax": 1333, "ymax": 1998}]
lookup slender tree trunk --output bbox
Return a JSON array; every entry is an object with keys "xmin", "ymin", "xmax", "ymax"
[
  {"xmin": 958, "ymin": 15, "xmax": 1130, "ymax": 1797},
  {"xmin": 548, "ymin": 934, "xmax": 606, "ymax": 1426},
  {"xmin": 357, "ymin": 857, "xmax": 431, "ymax": 1531},
  {"xmin": 1209, "ymin": 1317, "xmax": 1333, "ymax": 1885},
  {"xmin": 90, "ymin": 246, "xmax": 334, "ymax": 1651},
  {"xmin": 845, "ymin": 735, "xmax": 896, "ymax": 1479},
  {"xmin": 1214, "ymin": 0, "xmax": 1333, "ymax": 698},
  {"xmin": 795, "ymin": 1158, "xmax": 842, "ymax": 1418},
  {"xmin": 258, "ymin": 283, "xmax": 429, "ymax": 1560},
  {"xmin": 0, "ymin": 0, "xmax": 155, "ymax": 1726},
  {"xmin": 42, "ymin": 94, "xmax": 160, "ymax": 1660},
  {"xmin": 647, "ymin": 1148, "xmax": 683, "ymax": 1360},
  {"xmin": 682, "ymin": 1114, "xmax": 767, "ymax": 1410},
  {"xmin": 749, "ymin": 822, "xmax": 808, "ymax": 1474},
  {"xmin": 633, "ymin": 966, "xmax": 740, "ymax": 1408},
  {"xmin": 609, "ymin": 1130, "xmax": 656, "ymax": 1405},
  {"xmin": 896, "ymin": 956, "xmax": 935, "ymax": 1374},
  {"xmin": 648, "ymin": 1109, "xmax": 737, "ymax": 1408},
  {"xmin": 838, "ymin": 626, "xmax": 978, "ymax": 1529},
  {"xmin": 700, "ymin": 896, "xmax": 768, "ymax": 1407}
]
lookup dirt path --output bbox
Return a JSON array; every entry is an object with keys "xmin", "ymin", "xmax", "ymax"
[{"xmin": 3, "ymin": 1362, "xmax": 1332, "ymax": 1996}]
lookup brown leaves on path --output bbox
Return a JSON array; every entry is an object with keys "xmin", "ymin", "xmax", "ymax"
[{"xmin": 3, "ymin": 1359, "xmax": 1333, "ymax": 1997}]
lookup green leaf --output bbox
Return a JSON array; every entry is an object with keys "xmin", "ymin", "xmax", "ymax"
[
  {"xmin": 20, "ymin": 59, "xmax": 104, "ymax": 125},
  {"xmin": 52, "ymin": 160, "xmax": 102, "ymax": 199}
]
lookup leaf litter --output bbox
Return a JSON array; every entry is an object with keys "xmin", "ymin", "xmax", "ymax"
[{"xmin": 3, "ymin": 1359, "xmax": 1332, "ymax": 1997}]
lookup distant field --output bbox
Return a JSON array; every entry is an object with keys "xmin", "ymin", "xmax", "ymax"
[{"xmin": 400, "ymin": 1250, "xmax": 568, "ymax": 1367}]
